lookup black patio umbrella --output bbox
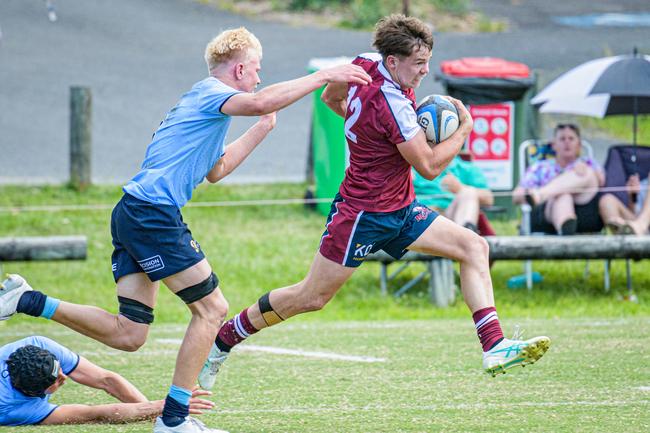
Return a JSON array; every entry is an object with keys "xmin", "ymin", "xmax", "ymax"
[{"xmin": 532, "ymin": 49, "xmax": 650, "ymax": 146}]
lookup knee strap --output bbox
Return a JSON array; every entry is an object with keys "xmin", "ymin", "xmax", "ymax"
[
  {"xmin": 176, "ymin": 272, "xmax": 218, "ymax": 304},
  {"xmin": 258, "ymin": 292, "xmax": 284, "ymax": 326},
  {"xmin": 118, "ymin": 296, "xmax": 154, "ymax": 324}
]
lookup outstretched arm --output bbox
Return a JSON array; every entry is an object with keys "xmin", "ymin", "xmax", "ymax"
[
  {"xmin": 39, "ymin": 357, "xmax": 214, "ymax": 425},
  {"xmin": 40, "ymin": 401, "xmax": 163, "ymax": 425},
  {"xmin": 221, "ymin": 64, "xmax": 371, "ymax": 116},
  {"xmin": 40, "ymin": 389, "xmax": 214, "ymax": 425},
  {"xmin": 206, "ymin": 113, "xmax": 276, "ymax": 183},
  {"xmin": 67, "ymin": 357, "xmax": 147, "ymax": 403}
]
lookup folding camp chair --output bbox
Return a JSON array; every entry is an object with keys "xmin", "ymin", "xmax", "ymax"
[
  {"xmin": 601, "ymin": 144, "xmax": 650, "ymax": 291},
  {"xmin": 512, "ymin": 139, "xmax": 594, "ymax": 290}
]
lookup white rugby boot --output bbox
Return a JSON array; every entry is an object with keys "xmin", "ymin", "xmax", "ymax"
[
  {"xmin": 0, "ymin": 274, "xmax": 33, "ymax": 320},
  {"xmin": 198, "ymin": 344, "xmax": 229, "ymax": 390},
  {"xmin": 153, "ymin": 416, "xmax": 228, "ymax": 433},
  {"xmin": 483, "ymin": 327, "xmax": 551, "ymax": 377}
]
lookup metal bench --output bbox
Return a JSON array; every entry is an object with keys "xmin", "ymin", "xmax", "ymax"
[{"xmin": 366, "ymin": 235, "xmax": 650, "ymax": 306}]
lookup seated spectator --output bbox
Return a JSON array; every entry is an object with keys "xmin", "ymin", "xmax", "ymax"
[
  {"xmin": 512, "ymin": 123, "xmax": 605, "ymax": 235},
  {"xmin": 413, "ymin": 153, "xmax": 494, "ymax": 233},
  {"xmin": 600, "ymin": 172, "xmax": 650, "ymax": 234}
]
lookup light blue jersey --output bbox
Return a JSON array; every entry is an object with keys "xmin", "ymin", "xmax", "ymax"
[
  {"xmin": 0, "ymin": 336, "xmax": 79, "ymax": 426},
  {"xmin": 124, "ymin": 77, "xmax": 241, "ymax": 208}
]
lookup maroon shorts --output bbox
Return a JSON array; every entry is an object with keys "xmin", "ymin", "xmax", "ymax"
[{"xmin": 319, "ymin": 194, "xmax": 438, "ymax": 267}]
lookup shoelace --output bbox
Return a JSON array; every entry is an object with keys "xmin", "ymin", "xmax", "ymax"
[{"xmin": 511, "ymin": 324, "xmax": 525, "ymax": 341}]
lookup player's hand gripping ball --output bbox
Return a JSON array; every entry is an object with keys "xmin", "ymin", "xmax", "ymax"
[{"xmin": 416, "ymin": 95, "xmax": 460, "ymax": 145}]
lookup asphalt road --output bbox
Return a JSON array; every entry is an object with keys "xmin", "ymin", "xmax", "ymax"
[{"xmin": 0, "ymin": 0, "xmax": 648, "ymax": 185}]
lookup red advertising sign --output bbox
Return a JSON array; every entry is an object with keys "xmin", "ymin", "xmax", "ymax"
[{"xmin": 467, "ymin": 102, "xmax": 514, "ymax": 190}]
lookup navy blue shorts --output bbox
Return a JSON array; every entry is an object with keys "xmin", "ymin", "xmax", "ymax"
[
  {"xmin": 319, "ymin": 194, "xmax": 439, "ymax": 267},
  {"xmin": 110, "ymin": 194, "xmax": 205, "ymax": 282}
]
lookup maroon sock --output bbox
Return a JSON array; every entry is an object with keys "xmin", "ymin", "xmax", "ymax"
[
  {"xmin": 215, "ymin": 308, "xmax": 258, "ymax": 352},
  {"xmin": 472, "ymin": 306, "xmax": 504, "ymax": 352}
]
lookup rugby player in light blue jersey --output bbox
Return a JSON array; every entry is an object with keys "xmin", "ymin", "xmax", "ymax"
[
  {"xmin": 0, "ymin": 27, "xmax": 371, "ymax": 433},
  {"xmin": 0, "ymin": 336, "xmax": 213, "ymax": 426}
]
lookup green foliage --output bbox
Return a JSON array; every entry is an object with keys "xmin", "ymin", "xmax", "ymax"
[
  {"xmin": 581, "ymin": 114, "xmax": 650, "ymax": 145},
  {"xmin": 276, "ymin": 0, "xmax": 471, "ymax": 29},
  {"xmin": 284, "ymin": 0, "xmax": 350, "ymax": 11},
  {"xmin": 342, "ymin": 0, "xmax": 394, "ymax": 29},
  {"xmin": 430, "ymin": 0, "xmax": 470, "ymax": 16}
]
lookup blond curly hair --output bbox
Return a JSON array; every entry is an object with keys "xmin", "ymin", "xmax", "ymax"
[{"xmin": 204, "ymin": 27, "xmax": 262, "ymax": 71}]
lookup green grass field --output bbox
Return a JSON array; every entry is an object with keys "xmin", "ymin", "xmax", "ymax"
[
  {"xmin": 1, "ymin": 318, "xmax": 649, "ymax": 432},
  {"xmin": 1, "ymin": 183, "xmax": 649, "ymax": 431}
]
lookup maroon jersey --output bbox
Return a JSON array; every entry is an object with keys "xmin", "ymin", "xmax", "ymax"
[{"xmin": 338, "ymin": 53, "xmax": 421, "ymax": 212}]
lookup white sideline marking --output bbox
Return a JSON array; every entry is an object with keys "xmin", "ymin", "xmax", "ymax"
[
  {"xmin": 214, "ymin": 400, "xmax": 650, "ymax": 415},
  {"xmin": 236, "ymin": 344, "xmax": 385, "ymax": 363},
  {"xmin": 155, "ymin": 339, "xmax": 385, "ymax": 363},
  {"xmin": 637, "ymin": 386, "xmax": 650, "ymax": 392}
]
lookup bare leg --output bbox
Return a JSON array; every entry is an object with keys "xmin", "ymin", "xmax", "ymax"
[
  {"xmin": 408, "ymin": 216, "xmax": 493, "ymax": 312},
  {"xmin": 599, "ymin": 193, "xmax": 635, "ymax": 228},
  {"xmin": 445, "ymin": 187, "xmax": 480, "ymax": 227},
  {"xmin": 628, "ymin": 188, "xmax": 650, "ymax": 234},
  {"xmin": 163, "ymin": 259, "xmax": 228, "ymax": 390},
  {"xmin": 244, "ymin": 252, "xmax": 356, "ymax": 330},
  {"xmin": 51, "ymin": 272, "xmax": 158, "ymax": 351},
  {"xmin": 544, "ymin": 193, "xmax": 576, "ymax": 233},
  {"xmin": 536, "ymin": 167, "xmax": 599, "ymax": 204}
]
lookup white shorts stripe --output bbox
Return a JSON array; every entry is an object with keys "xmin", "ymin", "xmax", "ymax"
[
  {"xmin": 342, "ymin": 210, "xmax": 364, "ymax": 265},
  {"xmin": 319, "ymin": 199, "xmax": 343, "ymax": 249},
  {"xmin": 475, "ymin": 312, "xmax": 498, "ymax": 329}
]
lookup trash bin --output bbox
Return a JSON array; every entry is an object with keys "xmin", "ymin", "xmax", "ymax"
[
  {"xmin": 307, "ymin": 57, "xmax": 353, "ymax": 215},
  {"xmin": 437, "ymin": 57, "xmax": 539, "ymax": 216}
]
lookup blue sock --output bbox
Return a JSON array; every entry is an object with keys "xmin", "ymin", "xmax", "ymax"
[
  {"xmin": 161, "ymin": 385, "xmax": 191, "ymax": 427},
  {"xmin": 41, "ymin": 296, "xmax": 60, "ymax": 319},
  {"xmin": 16, "ymin": 291, "xmax": 59, "ymax": 319}
]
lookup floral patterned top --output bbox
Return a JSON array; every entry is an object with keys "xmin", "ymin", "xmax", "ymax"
[{"xmin": 519, "ymin": 157, "xmax": 603, "ymax": 188}]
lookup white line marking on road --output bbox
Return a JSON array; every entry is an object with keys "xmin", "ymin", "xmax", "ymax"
[{"xmin": 155, "ymin": 339, "xmax": 385, "ymax": 363}]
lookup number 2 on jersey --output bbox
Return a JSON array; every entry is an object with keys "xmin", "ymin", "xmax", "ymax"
[{"xmin": 344, "ymin": 86, "xmax": 361, "ymax": 143}]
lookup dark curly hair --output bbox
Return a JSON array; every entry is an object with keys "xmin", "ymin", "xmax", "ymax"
[
  {"xmin": 373, "ymin": 14, "xmax": 433, "ymax": 59},
  {"xmin": 6, "ymin": 345, "xmax": 58, "ymax": 397}
]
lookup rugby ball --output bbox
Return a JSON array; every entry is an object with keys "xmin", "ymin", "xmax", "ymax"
[{"xmin": 416, "ymin": 95, "xmax": 460, "ymax": 144}]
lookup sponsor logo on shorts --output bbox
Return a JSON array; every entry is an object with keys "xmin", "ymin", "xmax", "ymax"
[
  {"xmin": 138, "ymin": 255, "xmax": 165, "ymax": 274},
  {"xmin": 111, "ymin": 263, "xmax": 117, "ymax": 272},
  {"xmin": 413, "ymin": 206, "xmax": 432, "ymax": 222},
  {"xmin": 353, "ymin": 243, "xmax": 374, "ymax": 261},
  {"xmin": 190, "ymin": 239, "xmax": 201, "ymax": 253}
]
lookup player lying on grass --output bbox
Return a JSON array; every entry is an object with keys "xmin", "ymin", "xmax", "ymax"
[
  {"xmin": 197, "ymin": 14, "xmax": 551, "ymax": 389},
  {"xmin": 0, "ymin": 335, "xmax": 213, "ymax": 426}
]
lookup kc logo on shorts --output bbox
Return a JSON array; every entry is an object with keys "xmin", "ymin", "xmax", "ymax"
[
  {"xmin": 354, "ymin": 243, "xmax": 374, "ymax": 258},
  {"xmin": 138, "ymin": 255, "xmax": 165, "ymax": 274}
]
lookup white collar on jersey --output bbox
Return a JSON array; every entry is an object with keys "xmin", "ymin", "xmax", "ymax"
[{"xmin": 378, "ymin": 60, "xmax": 401, "ymax": 89}]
